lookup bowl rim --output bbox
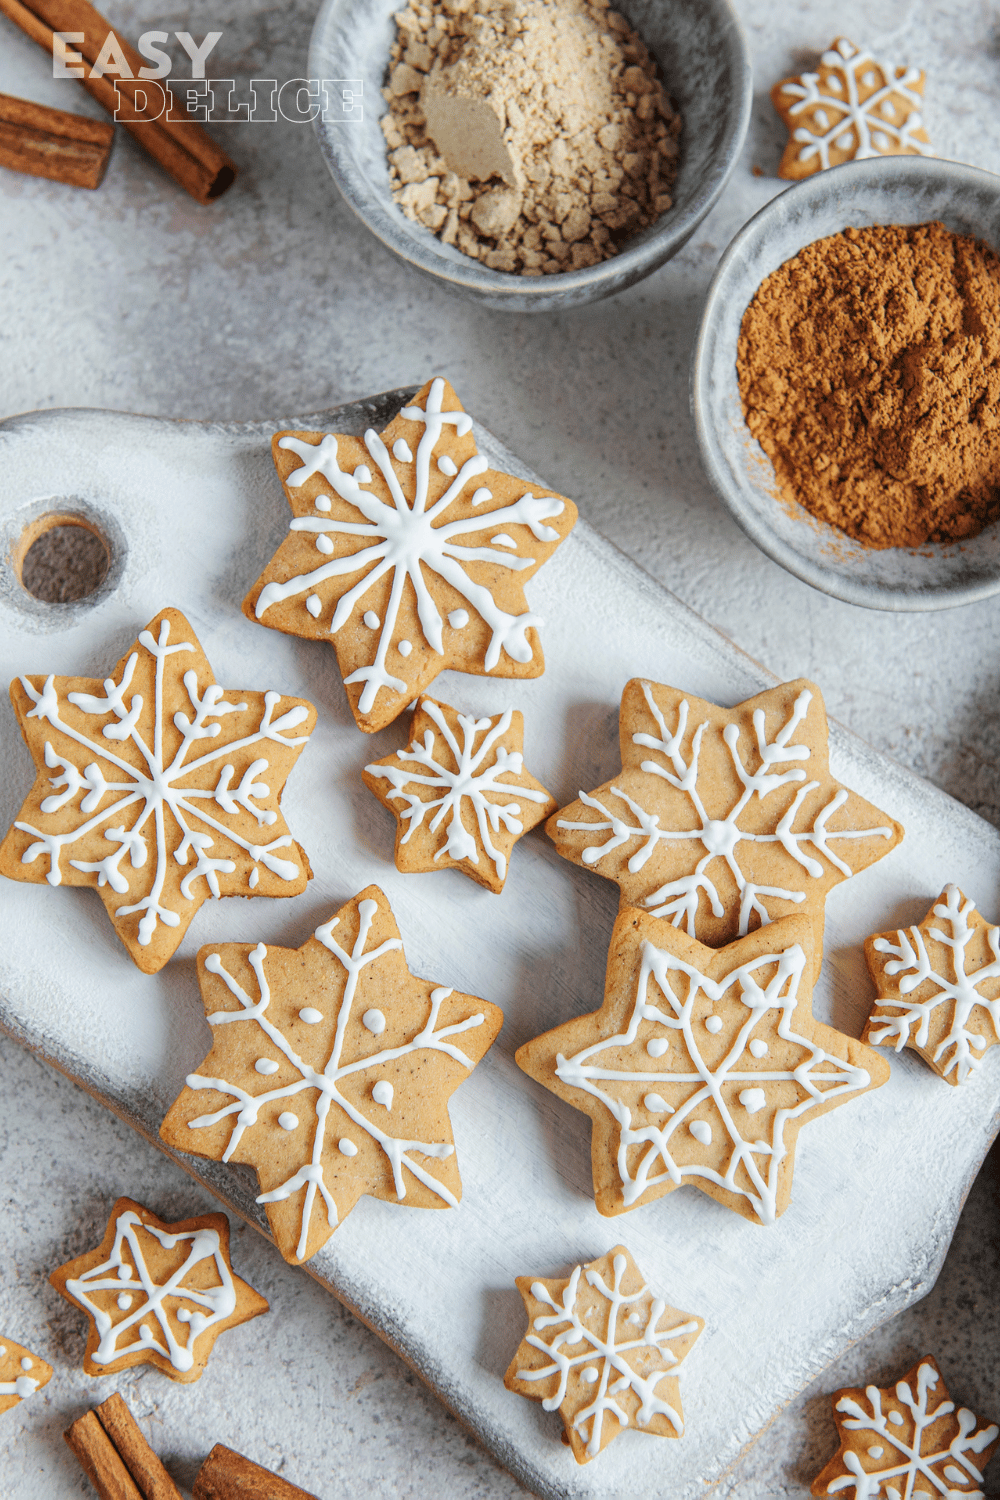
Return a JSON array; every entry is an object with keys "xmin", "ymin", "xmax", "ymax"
[
  {"xmin": 308, "ymin": 0, "xmax": 753, "ymax": 310},
  {"xmin": 691, "ymin": 155, "xmax": 1000, "ymax": 612}
]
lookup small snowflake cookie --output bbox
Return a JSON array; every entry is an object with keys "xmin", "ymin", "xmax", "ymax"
[
  {"xmin": 772, "ymin": 37, "xmax": 931, "ymax": 180},
  {"xmin": 0, "ymin": 1336, "xmax": 52, "ymax": 1416},
  {"xmin": 243, "ymin": 376, "xmax": 578, "ymax": 733},
  {"xmin": 50, "ymin": 1198, "xmax": 268, "ymax": 1382},
  {"xmin": 516, "ymin": 908, "xmax": 889, "ymax": 1224},
  {"xmin": 160, "ymin": 885, "xmax": 503, "ymax": 1263},
  {"xmin": 505, "ymin": 1245, "xmax": 703, "ymax": 1464},
  {"xmin": 362, "ymin": 694, "xmax": 556, "ymax": 892},
  {"xmin": 811, "ymin": 1354, "xmax": 999, "ymax": 1498},
  {"xmin": 0, "ymin": 607, "xmax": 317, "ymax": 974},
  {"xmin": 864, "ymin": 885, "xmax": 1000, "ymax": 1086}
]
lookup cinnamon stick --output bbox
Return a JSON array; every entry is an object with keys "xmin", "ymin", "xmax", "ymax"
[
  {"xmin": 0, "ymin": 90, "xmax": 112, "ymax": 186},
  {"xmin": 95, "ymin": 1393, "xmax": 182, "ymax": 1500},
  {"xmin": 193, "ymin": 1443, "xmax": 319, "ymax": 1500},
  {"xmin": 65, "ymin": 1410, "xmax": 144, "ymax": 1500},
  {"xmin": 0, "ymin": 0, "xmax": 236, "ymax": 201}
]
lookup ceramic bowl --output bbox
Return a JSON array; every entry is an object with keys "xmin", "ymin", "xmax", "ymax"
[
  {"xmin": 692, "ymin": 156, "xmax": 1000, "ymax": 611},
  {"xmin": 309, "ymin": 0, "xmax": 752, "ymax": 312}
]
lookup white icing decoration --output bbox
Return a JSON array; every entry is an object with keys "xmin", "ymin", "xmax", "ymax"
[
  {"xmin": 646, "ymin": 1037, "xmax": 668, "ymax": 1057},
  {"xmin": 471, "ymin": 486, "xmax": 492, "ymax": 506},
  {"xmin": 248, "ymin": 868, "xmax": 259, "ymax": 889},
  {"xmin": 278, "ymin": 1111, "xmax": 298, "ymax": 1130},
  {"xmin": 306, "ymin": 594, "xmax": 322, "ymax": 618},
  {"xmin": 705, "ymin": 1015, "xmax": 723, "ymax": 1034},
  {"xmin": 338, "ymin": 1138, "xmax": 358, "ymax": 1156},
  {"xmin": 448, "ymin": 609, "xmax": 469, "ymax": 629},
  {"xmin": 354, "ymin": 465, "xmax": 372, "ymax": 484},
  {"xmin": 689, "ymin": 1120, "xmax": 712, "ymax": 1145},
  {"xmin": 438, "ymin": 455, "xmax": 458, "ymax": 476},
  {"xmin": 739, "ymin": 1089, "xmax": 766, "ymax": 1115},
  {"xmin": 63, "ymin": 1208, "xmax": 237, "ymax": 1372},
  {"xmin": 363, "ymin": 610, "xmax": 380, "ymax": 629},
  {"xmin": 20, "ymin": 1357, "xmax": 32, "ymax": 1371},
  {"xmin": 518, "ymin": 1252, "xmax": 699, "ymax": 1458},
  {"xmin": 259, "ymin": 379, "xmax": 565, "ymax": 713},
  {"xmin": 749, "ymin": 1039, "xmax": 768, "ymax": 1058},
  {"xmin": 315, "ymin": 495, "xmax": 332, "ymax": 512},
  {"xmin": 298, "ymin": 1007, "xmax": 323, "ymax": 1024},
  {"xmin": 554, "ymin": 939, "xmax": 873, "ymax": 1224},
  {"xmin": 117, "ymin": 1293, "xmax": 132, "ymax": 1310},
  {"xmin": 186, "ymin": 899, "xmax": 486, "ymax": 1260},
  {"xmin": 781, "ymin": 38, "xmax": 931, "ymax": 170},
  {"xmin": 867, "ymin": 1445, "xmax": 883, "ymax": 1457},
  {"xmin": 558, "ymin": 684, "xmax": 894, "ymax": 940},
  {"xmin": 581, "ymin": 1366, "xmax": 599, "ymax": 1383},
  {"xmin": 365, "ymin": 700, "xmax": 550, "ymax": 882},
  {"xmin": 255, "ymin": 1058, "xmax": 279, "ymax": 1074},
  {"xmin": 869, "ymin": 885, "xmax": 1000, "ymax": 1084},
  {"xmin": 0, "ymin": 1355, "xmax": 41, "ymax": 1400},
  {"xmin": 373, "ymin": 1079, "xmax": 393, "ymax": 1109},
  {"xmin": 643, "ymin": 1093, "xmax": 672, "ymax": 1114},
  {"xmin": 392, "ymin": 439, "xmax": 413, "ymax": 462},
  {"xmin": 315, "ymin": 534, "xmax": 334, "ymax": 554},
  {"xmin": 490, "ymin": 533, "xmax": 517, "ymax": 549},
  {"xmin": 398, "ymin": 640, "xmax": 412, "ymax": 657},
  {"xmin": 12, "ymin": 616, "xmax": 311, "ymax": 948}
]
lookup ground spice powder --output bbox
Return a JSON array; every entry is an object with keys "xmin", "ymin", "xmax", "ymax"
[{"xmin": 737, "ymin": 222, "xmax": 1000, "ymax": 548}]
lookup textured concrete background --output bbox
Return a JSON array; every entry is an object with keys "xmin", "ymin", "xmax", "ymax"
[{"xmin": 0, "ymin": 0, "xmax": 998, "ymax": 1495}]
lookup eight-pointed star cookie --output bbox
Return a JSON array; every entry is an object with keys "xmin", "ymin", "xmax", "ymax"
[
  {"xmin": 50, "ymin": 1197, "xmax": 268, "ymax": 1383},
  {"xmin": 864, "ymin": 885, "xmax": 1000, "ymax": 1087},
  {"xmin": 548, "ymin": 678, "xmax": 903, "ymax": 967},
  {"xmin": 811, "ymin": 1354, "xmax": 999, "ymax": 1498},
  {"xmin": 772, "ymin": 37, "xmax": 931, "ymax": 180},
  {"xmin": 0, "ymin": 1334, "xmax": 53, "ymax": 1416},
  {"xmin": 362, "ymin": 694, "xmax": 557, "ymax": 893},
  {"xmin": 160, "ymin": 885, "xmax": 503, "ymax": 1264},
  {"xmin": 504, "ymin": 1245, "xmax": 704, "ymax": 1465},
  {"xmin": 0, "ymin": 607, "xmax": 317, "ymax": 974},
  {"xmin": 516, "ymin": 909, "xmax": 889, "ymax": 1224},
  {"xmin": 242, "ymin": 376, "xmax": 578, "ymax": 733}
]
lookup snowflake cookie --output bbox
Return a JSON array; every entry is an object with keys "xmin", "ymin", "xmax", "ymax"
[
  {"xmin": 811, "ymin": 1354, "xmax": 999, "ymax": 1498},
  {"xmin": 505, "ymin": 1245, "xmax": 703, "ymax": 1465},
  {"xmin": 0, "ymin": 1335, "xmax": 52, "ymax": 1416},
  {"xmin": 0, "ymin": 607, "xmax": 317, "ymax": 974},
  {"xmin": 548, "ymin": 678, "xmax": 903, "ymax": 963},
  {"xmin": 243, "ymin": 377, "xmax": 578, "ymax": 734},
  {"xmin": 50, "ymin": 1198, "xmax": 268, "ymax": 1382},
  {"xmin": 160, "ymin": 885, "xmax": 503, "ymax": 1263},
  {"xmin": 864, "ymin": 885, "xmax": 1000, "ymax": 1087},
  {"xmin": 517, "ymin": 909, "xmax": 889, "ymax": 1224},
  {"xmin": 772, "ymin": 37, "xmax": 931, "ymax": 180},
  {"xmin": 362, "ymin": 694, "xmax": 556, "ymax": 892}
]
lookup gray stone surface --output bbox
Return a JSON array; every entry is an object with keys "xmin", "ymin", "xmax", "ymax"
[{"xmin": 0, "ymin": 0, "xmax": 998, "ymax": 1495}]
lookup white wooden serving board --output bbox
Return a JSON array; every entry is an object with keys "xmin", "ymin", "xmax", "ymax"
[{"xmin": 1, "ymin": 393, "xmax": 998, "ymax": 1500}]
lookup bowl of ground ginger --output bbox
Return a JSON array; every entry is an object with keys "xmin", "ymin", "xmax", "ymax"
[
  {"xmin": 693, "ymin": 156, "xmax": 1000, "ymax": 610},
  {"xmin": 309, "ymin": 0, "xmax": 751, "ymax": 310}
]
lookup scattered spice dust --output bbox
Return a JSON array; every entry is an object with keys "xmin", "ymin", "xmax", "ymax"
[{"xmin": 737, "ymin": 222, "xmax": 1000, "ymax": 548}]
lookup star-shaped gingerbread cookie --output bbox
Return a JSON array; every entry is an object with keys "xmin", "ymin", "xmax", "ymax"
[
  {"xmin": 548, "ymin": 678, "xmax": 903, "ymax": 965},
  {"xmin": 242, "ymin": 377, "xmax": 578, "ymax": 733},
  {"xmin": 0, "ymin": 1335, "xmax": 52, "ymax": 1416},
  {"xmin": 362, "ymin": 695, "xmax": 556, "ymax": 892},
  {"xmin": 517, "ymin": 909, "xmax": 889, "ymax": 1224},
  {"xmin": 772, "ymin": 37, "xmax": 931, "ymax": 180},
  {"xmin": 160, "ymin": 885, "xmax": 503, "ymax": 1263},
  {"xmin": 811, "ymin": 1354, "xmax": 999, "ymax": 1497},
  {"xmin": 505, "ymin": 1245, "xmax": 704, "ymax": 1464},
  {"xmin": 0, "ymin": 607, "xmax": 316, "ymax": 973},
  {"xmin": 50, "ymin": 1198, "xmax": 268, "ymax": 1383},
  {"xmin": 864, "ymin": 885, "xmax": 1000, "ymax": 1086}
]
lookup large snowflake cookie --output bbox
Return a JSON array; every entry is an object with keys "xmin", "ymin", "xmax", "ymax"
[
  {"xmin": 160, "ymin": 885, "xmax": 503, "ymax": 1264},
  {"xmin": 0, "ymin": 1335, "xmax": 52, "ymax": 1416},
  {"xmin": 517, "ymin": 909, "xmax": 889, "ymax": 1224},
  {"xmin": 811, "ymin": 1354, "xmax": 999, "ymax": 1498},
  {"xmin": 243, "ymin": 377, "xmax": 578, "ymax": 733},
  {"xmin": 0, "ymin": 607, "xmax": 317, "ymax": 974},
  {"xmin": 50, "ymin": 1198, "xmax": 268, "ymax": 1382},
  {"xmin": 772, "ymin": 37, "xmax": 931, "ymax": 180},
  {"xmin": 505, "ymin": 1245, "xmax": 703, "ymax": 1465},
  {"xmin": 864, "ymin": 885, "xmax": 1000, "ymax": 1087},
  {"xmin": 362, "ymin": 694, "xmax": 556, "ymax": 892},
  {"xmin": 548, "ymin": 678, "xmax": 903, "ymax": 966}
]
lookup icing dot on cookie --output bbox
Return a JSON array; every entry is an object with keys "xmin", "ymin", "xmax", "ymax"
[
  {"xmin": 868, "ymin": 1446, "xmax": 884, "ymax": 1458},
  {"xmin": 471, "ymin": 487, "xmax": 492, "ymax": 506},
  {"xmin": 392, "ymin": 439, "xmax": 413, "ymax": 463},
  {"xmin": 689, "ymin": 1120, "xmax": 712, "ymax": 1145},
  {"xmin": 315, "ymin": 534, "xmax": 334, "ymax": 554},
  {"xmin": 643, "ymin": 1093, "xmax": 672, "ymax": 1114},
  {"xmin": 248, "ymin": 868, "xmax": 259, "ymax": 889},
  {"xmin": 299, "ymin": 1007, "xmax": 323, "ymax": 1024},
  {"xmin": 862, "ymin": 69, "xmax": 877, "ymax": 86},
  {"xmin": 117, "ymin": 1294, "xmax": 132, "ymax": 1311},
  {"xmin": 20, "ymin": 1357, "xmax": 32, "ymax": 1370},
  {"xmin": 889, "ymin": 1412, "xmax": 904, "ymax": 1426},
  {"xmin": 363, "ymin": 610, "xmax": 380, "ymax": 629},
  {"xmin": 872, "ymin": 130, "xmax": 890, "ymax": 151},
  {"xmin": 118, "ymin": 1266, "xmax": 133, "ymax": 1281},
  {"xmin": 491, "ymin": 533, "xmax": 517, "ymax": 549},
  {"xmin": 372, "ymin": 1080, "xmax": 393, "ymax": 1110},
  {"xmin": 836, "ymin": 131, "xmax": 853, "ymax": 149},
  {"xmin": 438, "ymin": 455, "xmax": 458, "ymax": 476},
  {"xmin": 739, "ymin": 1089, "xmax": 766, "ymax": 1115},
  {"xmin": 255, "ymin": 1058, "xmax": 279, "ymax": 1075},
  {"xmin": 354, "ymin": 464, "xmax": 372, "ymax": 484},
  {"xmin": 749, "ymin": 1039, "xmax": 768, "ymax": 1058},
  {"xmin": 306, "ymin": 594, "xmax": 322, "ymax": 618},
  {"xmin": 315, "ymin": 495, "xmax": 332, "ymax": 512},
  {"xmin": 448, "ymin": 609, "xmax": 469, "ymax": 629},
  {"xmin": 398, "ymin": 640, "xmax": 412, "ymax": 657},
  {"xmin": 705, "ymin": 1016, "xmax": 723, "ymax": 1034},
  {"xmin": 581, "ymin": 1367, "xmax": 599, "ymax": 1384},
  {"xmin": 278, "ymin": 1112, "xmax": 299, "ymax": 1131},
  {"xmin": 339, "ymin": 1138, "xmax": 358, "ymax": 1156},
  {"xmin": 363, "ymin": 1008, "xmax": 385, "ymax": 1034},
  {"xmin": 646, "ymin": 1037, "xmax": 668, "ymax": 1057},
  {"xmin": 628, "ymin": 1312, "xmax": 643, "ymax": 1326}
]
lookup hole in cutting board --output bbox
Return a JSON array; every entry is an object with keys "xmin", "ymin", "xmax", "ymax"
[{"xmin": 16, "ymin": 513, "xmax": 111, "ymax": 603}]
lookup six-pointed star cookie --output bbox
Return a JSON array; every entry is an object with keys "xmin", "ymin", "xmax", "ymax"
[
  {"xmin": 242, "ymin": 376, "xmax": 578, "ymax": 733},
  {"xmin": 548, "ymin": 678, "xmax": 903, "ymax": 961},
  {"xmin": 160, "ymin": 885, "xmax": 503, "ymax": 1263},
  {"xmin": 505, "ymin": 1245, "xmax": 704, "ymax": 1465},
  {"xmin": 362, "ymin": 694, "xmax": 557, "ymax": 892},
  {"xmin": 50, "ymin": 1197, "xmax": 268, "ymax": 1383},
  {"xmin": 811, "ymin": 1354, "xmax": 999, "ymax": 1498},
  {"xmin": 516, "ymin": 909, "xmax": 889, "ymax": 1224},
  {"xmin": 772, "ymin": 37, "xmax": 931, "ymax": 180},
  {"xmin": 864, "ymin": 885, "xmax": 1000, "ymax": 1087},
  {"xmin": 0, "ymin": 1334, "xmax": 52, "ymax": 1416},
  {"xmin": 0, "ymin": 607, "xmax": 316, "ymax": 973}
]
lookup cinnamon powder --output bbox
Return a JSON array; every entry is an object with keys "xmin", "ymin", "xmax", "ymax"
[{"xmin": 737, "ymin": 222, "xmax": 1000, "ymax": 548}]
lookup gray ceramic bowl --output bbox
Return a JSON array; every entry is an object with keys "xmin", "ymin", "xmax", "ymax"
[
  {"xmin": 692, "ymin": 157, "xmax": 1000, "ymax": 611},
  {"xmin": 309, "ymin": 0, "xmax": 751, "ymax": 312}
]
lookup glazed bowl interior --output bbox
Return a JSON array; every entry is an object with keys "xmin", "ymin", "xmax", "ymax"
[
  {"xmin": 309, "ymin": 0, "xmax": 752, "ymax": 312},
  {"xmin": 692, "ymin": 157, "xmax": 1000, "ymax": 611}
]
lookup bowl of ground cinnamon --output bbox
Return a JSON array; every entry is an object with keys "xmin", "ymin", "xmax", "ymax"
[
  {"xmin": 310, "ymin": 0, "xmax": 751, "ymax": 310},
  {"xmin": 693, "ymin": 156, "xmax": 1000, "ymax": 610}
]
